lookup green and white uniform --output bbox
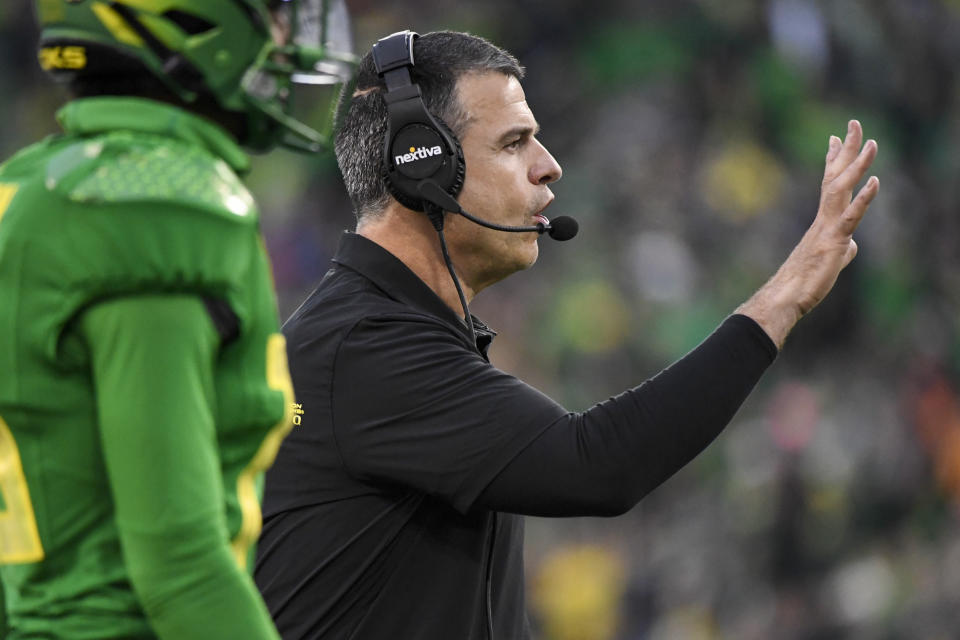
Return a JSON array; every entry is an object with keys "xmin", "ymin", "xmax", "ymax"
[{"xmin": 0, "ymin": 97, "xmax": 293, "ymax": 639}]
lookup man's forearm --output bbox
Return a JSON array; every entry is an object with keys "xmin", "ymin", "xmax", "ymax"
[{"xmin": 735, "ymin": 269, "xmax": 804, "ymax": 350}]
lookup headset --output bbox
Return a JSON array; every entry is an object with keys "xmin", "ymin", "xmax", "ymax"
[
  {"xmin": 372, "ymin": 30, "xmax": 579, "ymax": 237},
  {"xmin": 370, "ymin": 30, "xmax": 577, "ymax": 346},
  {"xmin": 371, "ymin": 30, "xmax": 465, "ymax": 227}
]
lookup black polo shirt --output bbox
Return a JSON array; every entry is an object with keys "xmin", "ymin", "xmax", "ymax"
[{"xmin": 256, "ymin": 231, "xmax": 777, "ymax": 639}]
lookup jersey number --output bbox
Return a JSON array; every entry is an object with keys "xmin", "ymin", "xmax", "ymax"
[
  {"xmin": 0, "ymin": 416, "xmax": 45, "ymax": 564},
  {"xmin": 0, "ymin": 185, "xmax": 40, "ymax": 564}
]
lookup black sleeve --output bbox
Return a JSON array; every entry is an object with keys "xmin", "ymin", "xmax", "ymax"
[
  {"xmin": 333, "ymin": 313, "xmax": 775, "ymax": 517},
  {"xmin": 475, "ymin": 314, "xmax": 777, "ymax": 516}
]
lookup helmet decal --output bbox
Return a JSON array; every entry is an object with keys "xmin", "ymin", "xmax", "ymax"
[{"xmin": 90, "ymin": 3, "xmax": 145, "ymax": 47}]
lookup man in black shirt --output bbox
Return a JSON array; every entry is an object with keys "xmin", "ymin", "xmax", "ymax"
[{"xmin": 255, "ymin": 31, "xmax": 879, "ymax": 639}]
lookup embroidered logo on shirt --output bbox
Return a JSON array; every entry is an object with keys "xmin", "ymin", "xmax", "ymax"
[{"xmin": 292, "ymin": 403, "xmax": 304, "ymax": 426}]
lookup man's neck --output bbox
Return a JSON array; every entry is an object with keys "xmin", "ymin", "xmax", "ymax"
[{"xmin": 357, "ymin": 207, "xmax": 476, "ymax": 316}]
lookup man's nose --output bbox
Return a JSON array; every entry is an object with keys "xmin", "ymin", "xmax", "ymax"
[{"xmin": 529, "ymin": 139, "xmax": 562, "ymax": 185}]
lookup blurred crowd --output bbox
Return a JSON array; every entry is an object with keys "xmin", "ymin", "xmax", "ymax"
[{"xmin": 3, "ymin": 0, "xmax": 960, "ymax": 638}]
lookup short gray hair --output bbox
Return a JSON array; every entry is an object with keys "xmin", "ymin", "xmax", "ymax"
[{"xmin": 334, "ymin": 31, "xmax": 524, "ymax": 222}]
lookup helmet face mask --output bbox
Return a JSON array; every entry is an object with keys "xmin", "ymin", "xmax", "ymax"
[
  {"xmin": 244, "ymin": 0, "xmax": 356, "ymax": 151},
  {"xmin": 35, "ymin": 0, "xmax": 356, "ymax": 152}
]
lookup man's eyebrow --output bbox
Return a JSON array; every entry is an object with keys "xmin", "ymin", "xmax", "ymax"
[{"xmin": 497, "ymin": 124, "xmax": 540, "ymax": 144}]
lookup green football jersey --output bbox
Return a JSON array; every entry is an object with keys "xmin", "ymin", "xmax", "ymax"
[{"xmin": 0, "ymin": 98, "xmax": 293, "ymax": 638}]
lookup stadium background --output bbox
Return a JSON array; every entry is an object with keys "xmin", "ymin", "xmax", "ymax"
[{"xmin": 3, "ymin": 0, "xmax": 960, "ymax": 638}]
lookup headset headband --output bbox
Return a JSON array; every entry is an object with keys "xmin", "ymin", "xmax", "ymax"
[
  {"xmin": 372, "ymin": 30, "xmax": 416, "ymax": 91},
  {"xmin": 372, "ymin": 30, "xmax": 465, "ymax": 214}
]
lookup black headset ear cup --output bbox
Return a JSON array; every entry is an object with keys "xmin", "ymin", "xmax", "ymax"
[
  {"xmin": 381, "ymin": 117, "xmax": 466, "ymax": 213},
  {"xmin": 435, "ymin": 119, "xmax": 466, "ymax": 200},
  {"xmin": 373, "ymin": 30, "xmax": 466, "ymax": 214},
  {"xmin": 382, "ymin": 162, "xmax": 422, "ymax": 212}
]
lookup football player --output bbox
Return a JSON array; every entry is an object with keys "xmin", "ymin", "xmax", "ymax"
[{"xmin": 0, "ymin": 1, "xmax": 353, "ymax": 638}]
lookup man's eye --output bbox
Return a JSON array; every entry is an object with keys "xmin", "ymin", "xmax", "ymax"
[{"xmin": 504, "ymin": 139, "xmax": 522, "ymax": 150}]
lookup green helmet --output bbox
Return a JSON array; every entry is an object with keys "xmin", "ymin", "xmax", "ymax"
[{"xmin": 35, "ymin": 0, "xmax": 357, "ymax": 152}]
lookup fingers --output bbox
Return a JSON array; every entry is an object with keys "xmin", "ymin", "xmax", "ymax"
[
  {"xmin": 835, "ymin": 138, "xmax": 878, "ymax": 191},
  {"xmin": 823, "ymin": 120, "xmax": 869, "ymax": 184},
  {"xmin": 820, "ymin": 119, "xmax": 879, "ymax": 217},
  {"xmin": 838, "ymin": 175, "xmax": 880, "ymax": 236},
  {"xmin": 825, "ymin": 135, "xmax": 842, "ymax": 163},
  {"xmin": 836, "ymin": 120, "xmax": 863, "ymax": 165},
  {"xmin": 841, "ymin": 238, "xmax": 859, "ymax": 270},
  {"xmin": 823, "ymin": 120, "xmax": 862, "ymax": 180}
]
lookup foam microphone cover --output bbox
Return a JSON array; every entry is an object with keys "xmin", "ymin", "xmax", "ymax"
[{"xmin": 547, "ymin": 216, "xmax": 579, "ymax": 241}]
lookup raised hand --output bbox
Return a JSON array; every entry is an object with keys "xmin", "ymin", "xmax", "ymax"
[{"xmin": 737, "ymin": 120, "xmax": 879, "ymax": 349}]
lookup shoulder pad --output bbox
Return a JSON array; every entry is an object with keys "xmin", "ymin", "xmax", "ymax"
[
  {"xmin": 46, "ymin": 134, "xmax": 257, "ymax": 222},
  {"xmin": 0, "ymin": 134, "xmax": 63, "ymax": 179}
]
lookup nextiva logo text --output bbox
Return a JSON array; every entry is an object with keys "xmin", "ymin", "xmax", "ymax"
[{"xmin": 395, "ymin": 145, "xmax": 443, "ymax": 165}]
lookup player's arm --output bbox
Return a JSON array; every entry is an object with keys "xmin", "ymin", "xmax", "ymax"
[{"xmin": 80, "ymin": 295, "xmax": 280, "ymax": 640}]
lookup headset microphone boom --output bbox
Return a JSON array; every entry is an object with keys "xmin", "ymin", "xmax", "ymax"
[
  {"xmin": 416, "ymin": 179, "xmax": 579, "ymax": 241},
  {"xmin": 373, "ymin": 30, "xmax": 578, "ymax": 345}
]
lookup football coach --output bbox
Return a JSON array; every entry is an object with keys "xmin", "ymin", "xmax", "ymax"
[{"xmin": 255, "ymin": 30, "xmax": 879, "ymax": 639}]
